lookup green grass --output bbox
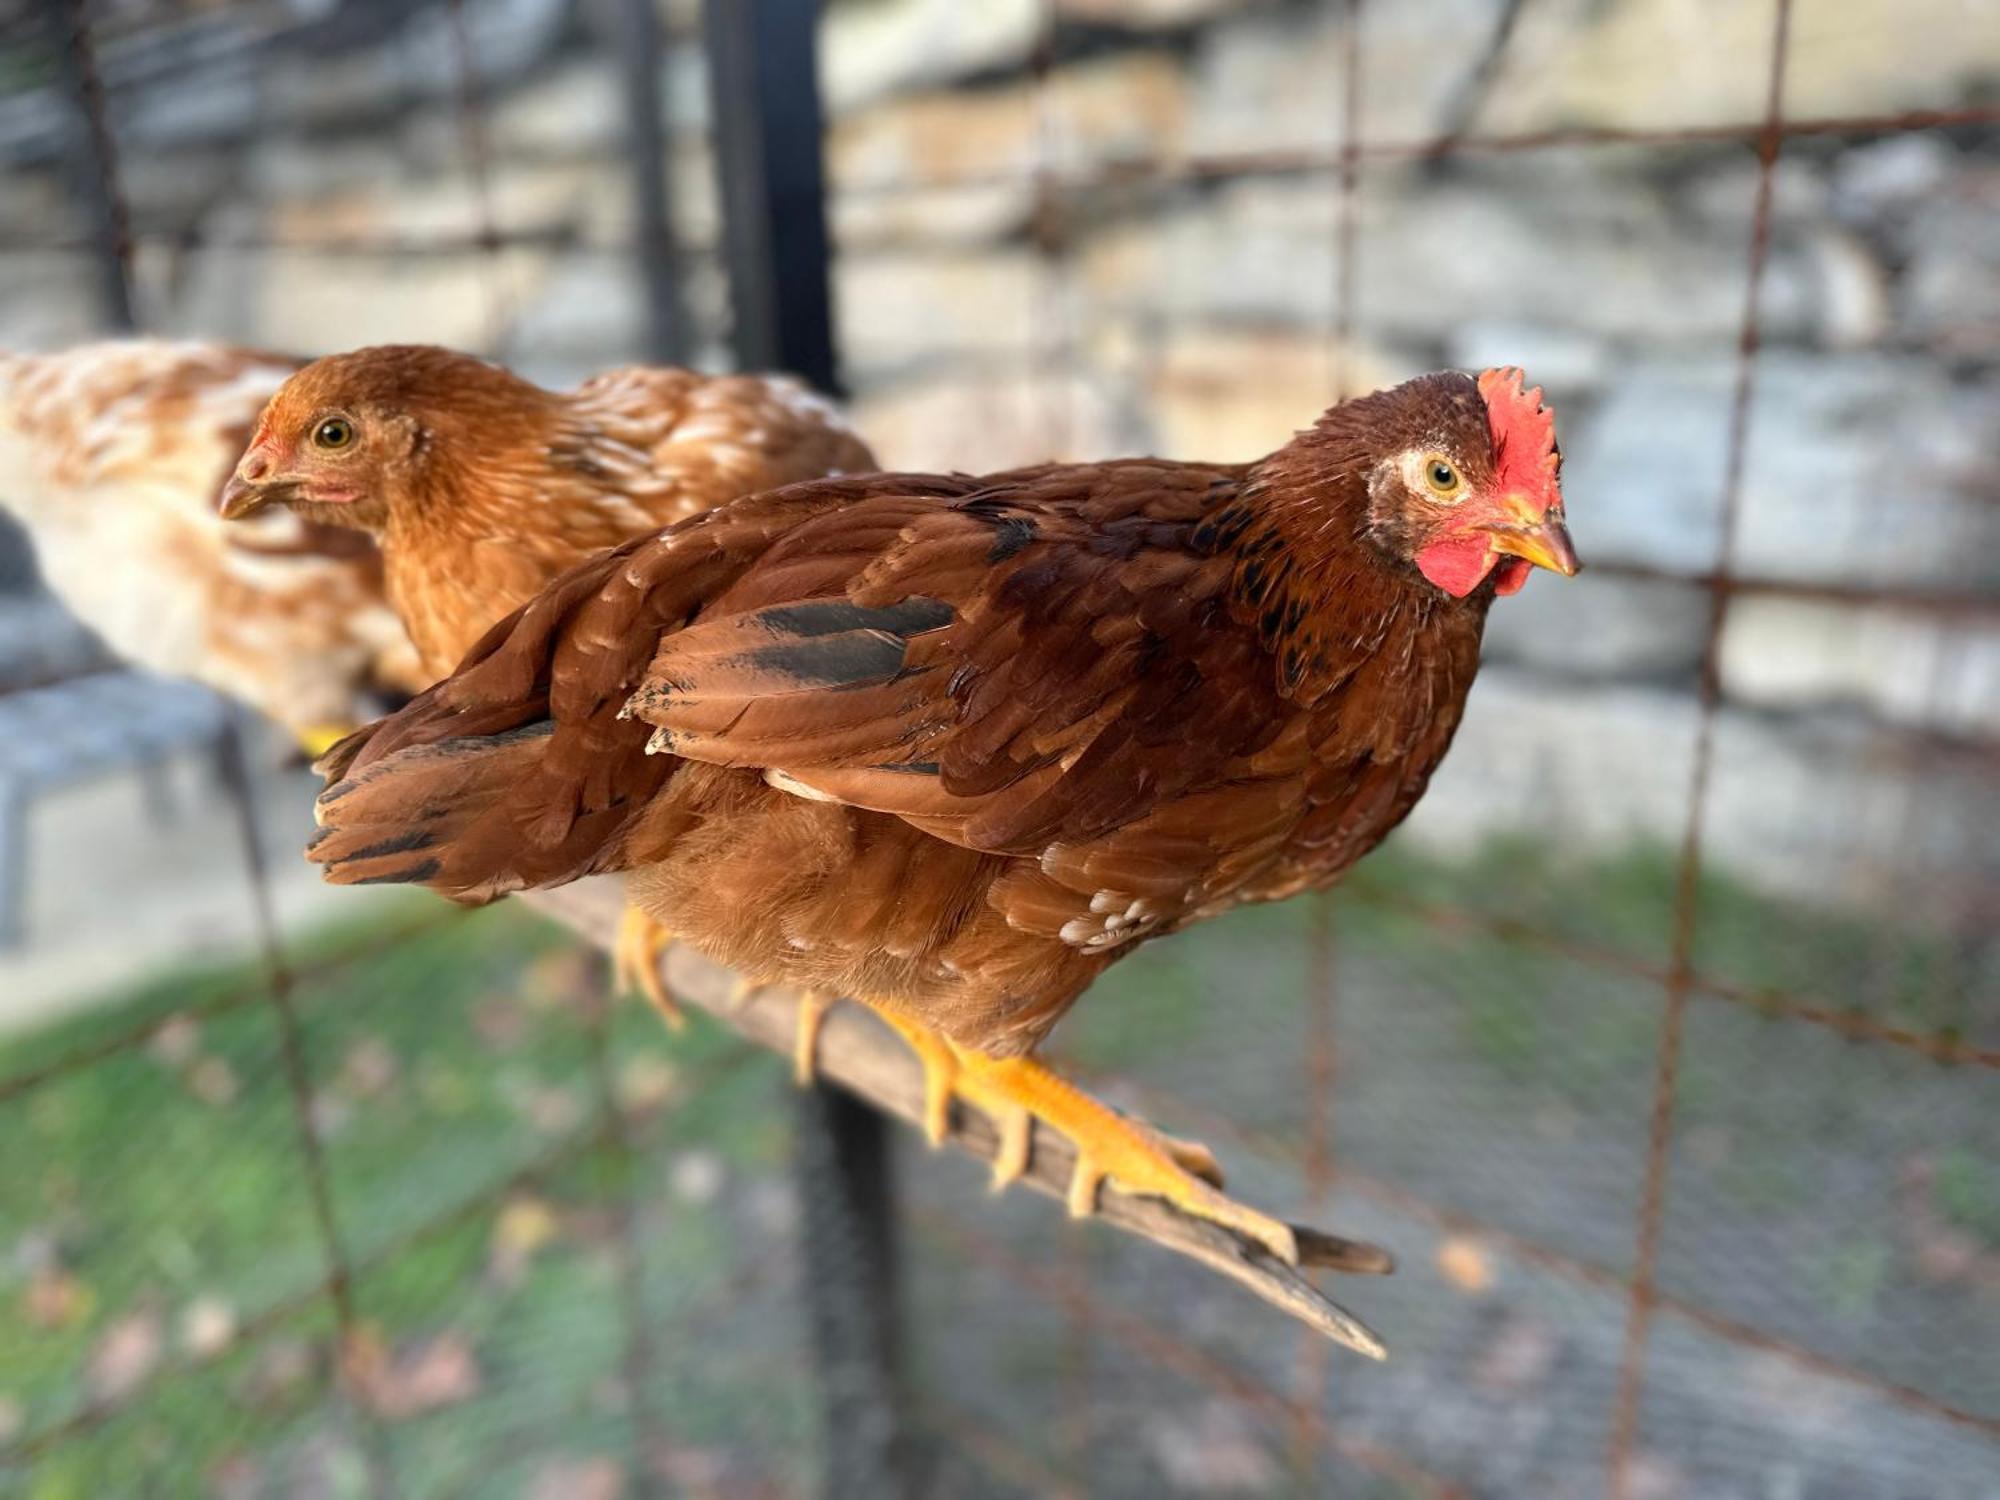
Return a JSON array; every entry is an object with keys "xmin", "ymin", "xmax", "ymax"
[{"xmin": 0, "ymin": 899, "xmax": 802, "ymax": 1500}]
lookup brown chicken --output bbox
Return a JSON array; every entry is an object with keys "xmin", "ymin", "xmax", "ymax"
[
  {"xmin": 0, "ymin": 340, "xmax": 423, "ymax": 751},
  {"xmin": 301, "ymin": 368, "xmax": 1576, "ymax": 1260},
  {"xmin": 214, "ymin": 342, "xmax": 877, "ymax": 1017},
  {"xmin": 216, "ymin": 344, "xmax": 876, "ymax": 679}
]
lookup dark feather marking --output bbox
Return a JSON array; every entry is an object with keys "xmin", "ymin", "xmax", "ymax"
[
  {"xmin": 344, "ymin": 829, "xmax": 438, "ymax": 861},
  {"xmin": 740, "ymin": 633, "xmax": 910, "ymax": 686},
  {"xmin": 350, "ymin": 858, "xmax": 442, "ymax": 885},
  {"xmin": 757, "ymin": 599, "xmax": 954, "ymax": 639},
  {"xmin": 317, "ymin": 774, "xmax": 368, "ymax": 805},
  {"xmin": 427, "ymin": 721, "xmax": 557, "ymax": 751},
  {"xmin": 985, "ymin": 515, "xmax": 1037, "ymax": 563}
]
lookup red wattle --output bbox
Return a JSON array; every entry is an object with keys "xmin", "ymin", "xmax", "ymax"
[
  {"xmin": 1492, "ymin": 557, "xmax": 1533, "ymax": 595},
  {"xmin": 1414, "ymin": 535, "xmax": 1495, "ymax": 597}
]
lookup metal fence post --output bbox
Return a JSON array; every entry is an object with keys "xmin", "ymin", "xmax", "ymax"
[
  {"xmin": 46, "ymin": 0, "xmax": 135, "ymax": 331},
  {"xmin": 617, "ymin": 0, "xmax": 691, "ymax": 365},
  {"xmin": 702, "ymin": 0, "xmax": 840, "ymax": 391},
  {"xmin": 701, "ymin": 4, "xmax": 914, "ymax": 1496}
]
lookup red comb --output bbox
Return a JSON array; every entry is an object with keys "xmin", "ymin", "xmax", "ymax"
[{"xmin": 1478, "ymin": 366, "xmax": 1561, "ymax": 514}]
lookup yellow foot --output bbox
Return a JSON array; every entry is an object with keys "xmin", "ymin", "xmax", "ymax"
[
  {"xmin": 865, "ymin": 1007, "xmax": 1294, "ymax": 1265},
  {"xmin": 298, "ymin": 722, "xmax": 357, "ymax": 760},
  {"xmin": 792, "ymin": 992, "xmax": 835, "ymax": 1084},
  {"xmin": 955, "ymin": 1048, "xmax": 1296, "ymax": 1263},
  {"xmin": 726, "ymin": 973, "xmax": 762, "ymax": 1012},
  {"xmin": 877, "ymin": 1012, "xmax": 959, "ymax": 1145},
  {"xmin": 612, "ymin": 906, "xmax": 685, "ymax": 1031}
]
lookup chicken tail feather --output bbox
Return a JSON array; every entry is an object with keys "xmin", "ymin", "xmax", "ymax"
[{"xmin": 309, "ymin": 722, "xmax": 562, "ymax": 901}]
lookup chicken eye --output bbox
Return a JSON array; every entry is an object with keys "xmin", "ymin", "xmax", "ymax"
[
  {"xmin": 313, "ymin": 416, "xmax": 355, "ymax": 451},
  {"xmin": 1422, "ymin": 456, "xmax": 1462, "ymax": 498}
]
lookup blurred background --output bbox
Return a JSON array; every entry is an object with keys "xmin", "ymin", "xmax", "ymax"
[{"xmin": 1, "ymin": 0, "xmax": 1996, "ymax": 1496}]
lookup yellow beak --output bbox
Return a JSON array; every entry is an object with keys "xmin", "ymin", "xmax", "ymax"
[{"xmin": 1483, "ymin": 508, "xmax": 1580, "ymax": 577}]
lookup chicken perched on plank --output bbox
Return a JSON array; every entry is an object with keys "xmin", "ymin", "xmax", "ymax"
[
  {"xmin": 303, "ymin": 368, "xmax": 1577, "ymax": 1261},
  {"xmin": 215, "ymin": 343, "xmax": 878, "ymax": 1019},
  {"xmin": 0, "ymin": 341, "xmax": 423, "ymax": 752}
]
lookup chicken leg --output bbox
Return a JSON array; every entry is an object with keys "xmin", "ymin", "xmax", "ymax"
[
  {"xmin": 871, "ymin": 1008, "xmax": 1298, "ymax": 1265},
  {"xmin": 612, "ymin": 906, "xmax": 686, "ymax": 1030}
]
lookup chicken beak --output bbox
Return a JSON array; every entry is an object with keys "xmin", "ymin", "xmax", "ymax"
[
  {"xmin": 219, "ymin": 472, "xmax": 310, "ymax": 520},
  {"xmin": 1483, "ymin": 506, "xmax": 1580, "ymax": 578},
  {"xmin": 217, "ymin": 472, "xmax": 270, "ymax": 520}
]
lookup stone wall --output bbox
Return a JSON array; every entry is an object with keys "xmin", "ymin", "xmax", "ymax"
[{"xmin": 0, "ymin": 0, "xmax": 1994, "ymax": 918}]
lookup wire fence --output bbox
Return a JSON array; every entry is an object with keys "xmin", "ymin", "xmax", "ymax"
[
  {"xmin": 845, "ymin": 0, "xmax": 1997, "ymax": 1492},
  {"xmin": 0, "ymin": 1, "xmax": 1994, "ymax": 1496}
]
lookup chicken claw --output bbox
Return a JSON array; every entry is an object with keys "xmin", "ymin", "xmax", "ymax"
[
  {"xmin": 867, "ymin": 1004, "xmax": 1294, "ymax": 1264},
  {"xmin": 612, "ymin": 906, "xmax": 686, "ymax": 1030},
  {"xmin": 792, "ymin": 992, "xmax": 835, "ymax": 1084}
]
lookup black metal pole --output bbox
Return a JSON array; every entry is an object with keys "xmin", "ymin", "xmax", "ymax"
[
  {"xmin": 702, "ymin": 0, "xmax": 841, "ymax": 391},
  {"xmin": 616, "ymin": 0, "xmax": 691, "ymax": 364},
  {"xmin": 47, "ymin": 0, "xmax": 136, "ymax": 331},
  {"xmin": 701, "ymin": 5, "xmax": 911, "ymax": 1497},
  {"xmin": 791, "ymin": 1086, "xmax": 911, "ymax": 1495}
]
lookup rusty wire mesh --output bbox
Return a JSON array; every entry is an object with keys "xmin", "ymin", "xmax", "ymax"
[
  {"xmin": 0, "ymin": 1, "xmax": 1995, "ymax": 1497},
  {"xmin": 848, "ymin": 0, "xmax": 1998, "ymax": 1494}
]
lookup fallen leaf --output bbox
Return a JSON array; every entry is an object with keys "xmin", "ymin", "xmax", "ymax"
[
  {"xmin": 1896, "ymin": 1154, "xmax": 2000, "ymax": 1293},
  {"xmin": 208, "ymin": 1452, "xmax": 260, "ymax": 1500},
  {"xmin": 88, "ymin": 1310, "xmax": 164, "ymax": 1402},
  {"xmin": 308, "ymin": 1094, "xmax": 356, "ymax": 1143},
  {"xmin": 617, "ymin": 1055, "xmax": 679, "ymax": 1115},
  {"xmin": 241, "ymin": 1336, "xmax": 318, "ymax": 1409},
  {"xmin": 528, "ymin": 1456, "xmax": 624, "ymax": 1500},
  {"xmin": 23, "ymin": 1265, "xmax": 91, "ymax": 1330},
  {"xmin": 1472, "ymin": 1315, "xmax": 1558, "ymax": 1394},
  {"xmin": 520, "ymin": 1085, "xmax": 583, "ymax": 1135},
  {"xmin": 338, "ymin": 1037, "xmax": 400, "ymax": 1100},
  {"xmin": 649, "ymin": 1443, "xmax": 732, "ymax": 1494},
  {"xmin": 349, "ymin": 1331, "xmax": 481, "ymax": 1420},
  {"xmin": 472, "ymin": 996, "xmax": 529, "ymax": 1050},
  {"xmin": 149, "ymin": 1015, "xmax": 201, "ymax": 1067},
  {"xmin": 490, "ymin": 1196, "xmax": 561, "ymax": 1286},
  {"xmin": 1436, "ymin": 1235, "xmax": 1495, "ymax": 1294},
  {"xmin": 1144, "ymin": 1400, "xmax": 1279, "ymax": 1493},
  {"xmin": 668, "ymin": 1151, "xmax": 725, "ymax": 1206},
  {"xmin": 187, "ymin": 1057, "xmax": 239, "ymax": 1108},
  {"xmin": 525, "ymin": 949, "xmax": 596, "ymax": 1009},
  {"xmin": 1621, "ymin": 1452, "xmax": 1687, "ymax": 1500},
  {"xmin": 496, "ymin": 1196, "xmax": 560, "ymax": 1257},
  {"xmin": 181, "ymin": 1295, "xmax": 237, "ymax": 1358}
]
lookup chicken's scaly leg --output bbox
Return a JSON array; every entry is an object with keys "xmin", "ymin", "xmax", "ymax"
[
  {"xmin": 612, "ymin": 906, "xmax": 686, "ymax": 1030},
  {"xmin": 871, "ymin": 1007, "xmax": 1296, "ymax": 1265}
]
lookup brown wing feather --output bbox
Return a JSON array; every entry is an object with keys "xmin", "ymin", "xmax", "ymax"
[
  {"xmin": 310, "ymin": 474, "xmax": 985, "ymax": 900},
  {"xmin": 628, "ymin": 461, "xmax": 1296, "ymax": 853}
]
